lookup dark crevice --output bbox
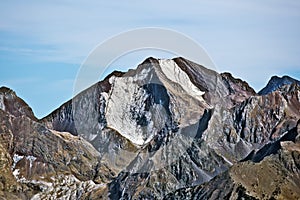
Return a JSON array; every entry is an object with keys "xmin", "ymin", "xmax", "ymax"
[
  {"xmin": 241, "ymin": 127, "xmax": 298, "ymax": 163},
  {"xmin": 195, "ymin": 109, "xmax": 213, "ymax": 139}
]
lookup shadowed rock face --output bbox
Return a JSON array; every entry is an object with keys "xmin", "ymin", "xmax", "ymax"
[
  {"xmin": 1, "ymin": 57, "xmax": 300, "ymax": 199},
  {"xmin": 165, "ymin": 123, "xmax": 300, "ymax": 200},
  {"xmin": 0, "ymin": 87, "xmax": 37, "ymax": 121},
  {"xmin": 258, "ymin": 75, "xmax": 300, "ymax": 95},
  {"xmin": 221, "ymin": 72, "xmax": 256, "ymax": 105}
]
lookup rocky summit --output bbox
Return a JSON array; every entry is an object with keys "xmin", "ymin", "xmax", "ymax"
[{"xmin": 0, "ymin": 57, "xmax": 300, "ymax": 200}]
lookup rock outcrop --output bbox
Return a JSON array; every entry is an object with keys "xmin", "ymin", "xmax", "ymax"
[
  {"xmin": 165, "ymin": 120, "xmax": 300, "ymax": 199},
  {"xmin": 0, "ymin": 87, "xmax": 110, "ymax": 199}
]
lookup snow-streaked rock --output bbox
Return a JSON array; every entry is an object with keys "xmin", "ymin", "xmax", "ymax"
[
  {"xmin": 0, "ymin": 95, "xmax": 5, "ymax": 111},
  {"xmin": 12, "ymin": 154, "xmax": 24, "ymax": 169},
  {"xmin": 104, "ymin": 58, "xmax": 209, "ymax": 145},
  {"xmin": 105, "ymin": 75, "xmax": 157, "ymax": 145},
  {"xmin": 31, "ymin": 175, "xmax": 105, "ymax": 200},
  {"xmin": 159, "ymin": 59, "xmax": 205, "ymax": 99}
]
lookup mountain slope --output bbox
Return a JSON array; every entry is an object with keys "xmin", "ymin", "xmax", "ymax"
[
  {"xmin": 40, "ymin": 57, "xmax": 300, "ymax": 199},
  {"xmin": 165, "ymin": 121, "xmax": 300, "ymax": 199},
  {"xmin": 41, "ymin": 57, "xmax": 235, "ymax": 198},
  {"xmin": 0, "ymin": 87, "xmax": 37, "ymax": 121},
  {"xmin": 1, "ymin": 57, "xmax": 300, "ymax": 199},
  {"xmin": 0, "ymin": 87, "xmax": 111, "ymax": 199},
  {"xmin": 258, "ymin": 75, "xmax": 300, "ymax": 95}
]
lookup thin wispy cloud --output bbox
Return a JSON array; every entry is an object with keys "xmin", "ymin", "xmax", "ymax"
[{"xmin": 0, "ymin": 0, "xmax": 299, "ymax": 117}]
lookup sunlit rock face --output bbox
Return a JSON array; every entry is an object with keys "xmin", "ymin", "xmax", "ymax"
[
  {"xmin": 104, "ymin": 58, "xmax": 212, "ymax": 145},
  {"xmin": 0, "ymin": 87, "xmax": 37, "ymax": 121},
  {"xmin": 1, "ymin": 57, "xmax": 300, "ymax": 199},
  {"xmin": 0, "ymin": 88, "xmax": 107, "ymax": 200}
]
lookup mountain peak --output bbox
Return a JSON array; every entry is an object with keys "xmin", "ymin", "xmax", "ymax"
[
  {"xmin": 43, "ymin": 57, "xmax": 227, "ymax": 146},
  {"xmin": 221, "ymin": 72, "xmax": 256, "ymax": 94},
  {"xmin": 0, "ymin": 86, "xmax": 37, "ymax": 120},
  {"xmin": 258, "ymin": 75, "xmax": 300, "ymax": 95},
  {"xmin": 0, "ymin": 86, "xmax": 14, "ymax": 93},
  {"xmin": 140, "ymin": 56, "xmax": 159, "ymax": 65}
]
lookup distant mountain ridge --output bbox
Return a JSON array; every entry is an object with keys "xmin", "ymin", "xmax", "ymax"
[
  {"xmin": 0, "ymin": 57, "xmax": 300, "ymax": 199},
  {"xmin": 258, "ymin": 75, "xmax": 300, "ymax": 95}
]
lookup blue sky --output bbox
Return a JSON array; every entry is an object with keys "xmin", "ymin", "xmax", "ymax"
[{"xmin": 1, "ymin": 0, "xmax": 300, "ymax": 118}]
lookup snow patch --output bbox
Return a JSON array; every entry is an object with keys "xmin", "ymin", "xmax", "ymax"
[
  {"xmin": 137, "ymin": 67, "xmax": 151, "ymax": 80},
  {"xmin": 13, "ymin": 169, "xmax": 20, "ymax": 178},
  {"xmin": 159, "ymin": 59, "xmax": 205, "ymax": 99},
  {"xmin": 221, "ymin": 155, "xmax": 233, "ymax": 165},
  {"xmin": 30, "ymin": 174, "xmax": 105, "ymax": 200},
  {"xmin": 0, "ymin": 95, "xmax": 5, "ymax": 110},
  {"xmin": 12, "ymin": 154, "xmax": 37, "ymax": 173},
  {"xmin": 106, "ymin": 75, "xmax": 165, "ymax": 145},
  {"xmin": 88, "ymin": 133, "xmax": 98, "ymax": 141},
  {"xmin": 26, "ymin": 155, "xmax": 37, "ymax": 169},
  {"xmin": 12, "ymin": 154, "xmax": 24, "ymax": 169}
]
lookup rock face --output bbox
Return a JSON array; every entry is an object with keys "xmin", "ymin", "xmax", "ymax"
[
  {"xmin": 0, "ymin": 87, "xmax": 110, "ymax": 199},
  {"xmin": 258, "ymin": 75, "xmax": 300, "ymax": 95},
  {"xmin": 165, "ymin": 122, "xmax": 300, "ymax": 199},
  {"xmin": 0, "ymin": 87, "xmax": 37, "ymax": 121},
  {"xmin": 1, "ymin": 57, "xmax": 300, "ymax": 199}
]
